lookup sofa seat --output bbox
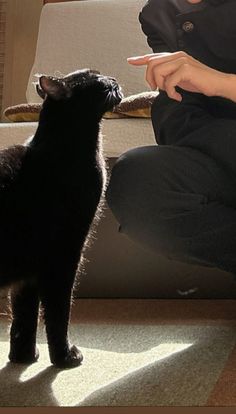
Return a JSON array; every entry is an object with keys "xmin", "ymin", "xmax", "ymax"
[{"xmin": 0, "ymin": 118, "xmax": 155, "ymax": 157}]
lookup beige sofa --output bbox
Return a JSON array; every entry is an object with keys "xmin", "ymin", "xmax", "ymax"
[
  {"xmin": 1, "ymin": 0, "xmax": 234, "ymax": 298},
  {"xmin": 0, "ymin": 0, "xmax": 155, "ymax": 156}
]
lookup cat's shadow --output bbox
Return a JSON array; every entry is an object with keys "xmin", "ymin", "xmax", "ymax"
[{"xmin": 0, "ymin": 362, "xmax": 61, "ymax": 406}]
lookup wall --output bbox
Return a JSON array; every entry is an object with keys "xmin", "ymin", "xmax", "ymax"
[
  {"xmin": 0, "ymin": 0, "xmax": 6, "ymax": 117},
  {"xmin": 2, "ymin": 0, "xmax": 43, "ymax": 116},
  {"xmin": 44, "ymin": 0, "xmax": 83, "ymax": 3}
]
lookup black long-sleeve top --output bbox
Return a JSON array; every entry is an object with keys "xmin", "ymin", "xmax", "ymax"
[{"xmin": 139, "ymin": 0, "xmax": 236, "ymax": 182}]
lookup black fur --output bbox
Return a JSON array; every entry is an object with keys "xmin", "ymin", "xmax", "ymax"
[{"xmin": 0, "ymin": 69, "xmax": 122, "ymax": 368}]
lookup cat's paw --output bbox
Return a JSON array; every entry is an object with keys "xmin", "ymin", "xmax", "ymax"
[
  {"xmin": 52, "ymin": 345, "xmax": 83, "ymax": 369},
  {"xmin": 9, "ymin": 346, "xmax": 39, "ymax": 364}
]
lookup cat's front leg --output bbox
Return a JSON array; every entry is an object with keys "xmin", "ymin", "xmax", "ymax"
[
  {"xmin": 39, "ymin": 267, "xmax": 83, "ymax": 369},
  {"xmin": 9, "ymin": 280, "xmax": 40, "ymax": 364}
]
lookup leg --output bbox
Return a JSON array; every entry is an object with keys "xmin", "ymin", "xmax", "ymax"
[
  {"xmin": 39, "ymin": 267, "xmax": 83, "ymax": 369},
  {"xmin": 106, "ymin": 145, "xmax": 236, "ymax": 275},
  {"xmin": 9, "ymin": 280, "xmax": 40, "ymax": 363}
]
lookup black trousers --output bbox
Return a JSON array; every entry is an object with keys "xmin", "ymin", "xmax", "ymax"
[{"xmin": 106, "ymin": 97, "xmax": 236, "ymax": 276}]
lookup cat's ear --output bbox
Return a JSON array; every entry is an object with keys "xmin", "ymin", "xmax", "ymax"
[
  {"xmin": 36, "ymin": 83, "xmax": 46, "ymax": 100},
  {"xmin": 39, "ymin": 76, "xmax": 72, "ymax": 100}
]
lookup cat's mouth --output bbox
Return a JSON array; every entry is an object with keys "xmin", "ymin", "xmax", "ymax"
[{"xmin": 104, "ymin": 76, "xmax": 123, "ymax": 110}]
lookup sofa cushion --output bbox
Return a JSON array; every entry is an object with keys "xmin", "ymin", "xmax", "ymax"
[
  {"xmin": 4, "ymin": 91, "xmax": 159, "ymax": 122},
  {"xmin": 105, "ymin": 91, "xmax": 159, "ymax": 118},
  {"xmin": 4, "ymin": 104, "xmax": 42, "ymax": 122}
]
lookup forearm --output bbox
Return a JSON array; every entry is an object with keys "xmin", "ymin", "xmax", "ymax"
[{"xmin": 216, "ymin": 73, "xmax": 236, "ymax": 103}]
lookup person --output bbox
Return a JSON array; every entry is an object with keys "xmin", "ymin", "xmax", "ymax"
[{"xmin": 106, "ymin": 0, "xmax": 236, "ymax": 277}]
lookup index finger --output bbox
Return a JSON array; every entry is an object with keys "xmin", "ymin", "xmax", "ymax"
[{"xmin": 127, "ymin": 53, "xmax": 169, "ymax": 65}]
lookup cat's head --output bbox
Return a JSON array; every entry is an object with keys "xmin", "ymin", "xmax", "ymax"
[{"xmin": 36, "ymin": 69, "xmax": 123, "ymax": 119}]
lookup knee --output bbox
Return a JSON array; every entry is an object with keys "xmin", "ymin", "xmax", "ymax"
[
  {"xmin": 106, "ymin": 146, "xmax": 170, "ymax": 231},
  {"xmin": 106, "ymin": 148, "xmax": 139, "ymax": 217},
  {"xmin": 106, "ymin": 146, "xmax": 157, "ymax": 222}
]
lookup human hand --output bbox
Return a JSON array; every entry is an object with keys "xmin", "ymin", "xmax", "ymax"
[{"xmin": 127, "ymin": 51, "xmax": 230, "ymax": 102}]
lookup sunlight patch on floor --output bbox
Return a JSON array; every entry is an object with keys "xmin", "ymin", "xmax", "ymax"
[
  {"xmin": 1, "ymin": 321, "xmax": 236, "ymax": 406},
  {"xmin": 0, "ymin": 339, "xmax": 192, "ymax": 405},
  {"xmin": 69, "ymin": 342, "xmax": 193, "ymax": 406},
  {"xmin": 16, "ymin": 342, "xmax": 192, "ymax": 405}
]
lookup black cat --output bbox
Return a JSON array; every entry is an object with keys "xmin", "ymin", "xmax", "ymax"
[{"xmin": 0, "ymin": 69, "xmax": 122, "ymax": 368}]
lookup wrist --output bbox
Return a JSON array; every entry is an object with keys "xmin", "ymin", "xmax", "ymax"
[{"xmin": 215, "ymin": 72, "xmax": 236, "ymax": 102}]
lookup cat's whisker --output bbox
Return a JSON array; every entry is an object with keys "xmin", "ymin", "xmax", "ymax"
[{"xmin": 54, "ymin": 70, "xmax": 65, "ymax": 78}]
